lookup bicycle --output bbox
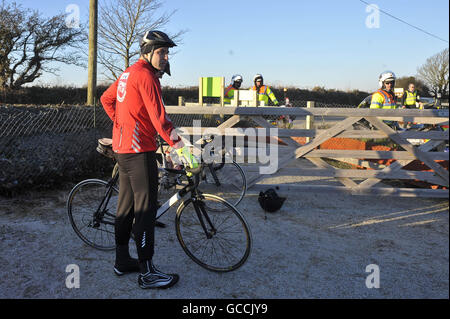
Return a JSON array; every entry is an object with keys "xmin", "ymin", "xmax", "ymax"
[{"xmin": 67, "ymin": 139, "xmax": 252, "ymax": 272}]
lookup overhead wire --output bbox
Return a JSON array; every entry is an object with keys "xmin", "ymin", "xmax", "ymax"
[{"xmin": 358, "ymin": 0, "xmax": 449, "ymax": 44}]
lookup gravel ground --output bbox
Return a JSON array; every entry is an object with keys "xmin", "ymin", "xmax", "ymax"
[{"xmin": 0, "ymin": 174, "xmax": 448, "ymax": 299}]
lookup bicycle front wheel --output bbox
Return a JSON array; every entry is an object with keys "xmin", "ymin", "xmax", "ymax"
[
  {"xmin": 175, "ymin": 194, "xmax": 251, "ymax": 272},
  {"xmin": 67, "ymin": 179, "xmax": 117, "ymax": 251},
  {"xmin": 199, "ymin": 161, "xmax": 246, "ymax": 208}
]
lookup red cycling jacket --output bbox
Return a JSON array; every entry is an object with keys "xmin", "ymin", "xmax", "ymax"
[{"xmin": 100, "ymin": 59, "xmax": 178, "ymax": 154}]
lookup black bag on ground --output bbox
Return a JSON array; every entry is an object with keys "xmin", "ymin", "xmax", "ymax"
[{"xmin": 258, "ymin": 188, "xmax": 286, "ymax": 213}]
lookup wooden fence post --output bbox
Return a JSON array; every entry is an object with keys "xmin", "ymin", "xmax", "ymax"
[
  {"xmin": 198, "ymin": 77, "xmax": 203, "ymax": 106},
  {"xmin": 232, "ymin": 89, "xmax": 239, "ymax": 106},
  {"xmin": 86, "ymin": 0, "xmax": 98, "ymax": 106},
  {"xmin": 220, "ymin": 77, "xmax": 225, "ymax": 107},
  {"xmin": 306, "ymin": 101, "xmax": 315, "ymax": 143}
]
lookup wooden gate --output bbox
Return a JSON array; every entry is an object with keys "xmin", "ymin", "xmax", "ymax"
[{"xmin": 166, "ymin": 105, "xmax": 449, "ymax": 198}]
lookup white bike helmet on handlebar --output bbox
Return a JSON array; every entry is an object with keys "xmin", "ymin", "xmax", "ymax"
[{"xmin": 378, "ymin": 70, "xmax": 396, "ymax": 88}]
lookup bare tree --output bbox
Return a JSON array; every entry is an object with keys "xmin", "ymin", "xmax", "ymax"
[
  {"xmin": 417, "ymin": 48, "xmax": 449, "ymax": 97},
  {"xmin": 98, "ymin": 0, "xmax": 185, "ymax": 82},
  {"xmin": 0, "ymin": 1, "xmax": 87, "ymax": 89}
]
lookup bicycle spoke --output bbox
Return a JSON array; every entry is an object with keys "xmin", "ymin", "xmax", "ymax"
[
  {"xmin": 176, "ymin": 194, "xmax": 251, "ymax": 272},
  {"xmin": 67, "ymin": 180, "xmax": 117, "ymax": 251},
  {"xmin": 213, "ymin": 238, "xmax": 235, "ymax": 265},
  {"xmin": 199, "ymin": 162, "xmax": 246, "ymax": 208}
]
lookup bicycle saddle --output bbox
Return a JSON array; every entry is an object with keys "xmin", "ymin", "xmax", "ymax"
[
  {"xmin": 97, "ymin": 138, "xmax": 114, "ymax": 158},
  {"xmin": 98, "ymin": 138, "xmax": 113, "ymax": 146}
]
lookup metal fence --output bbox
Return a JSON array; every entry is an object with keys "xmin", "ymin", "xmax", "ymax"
[{"xmin": 0, "ymin": 105, "xmax": 108, "ymax": 194}]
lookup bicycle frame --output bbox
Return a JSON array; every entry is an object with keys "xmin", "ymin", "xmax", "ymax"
[
  {"xmin": 155, "ymin": 168, "xmax": 198, "ymax": 220},
  {"xmin": 156, "ymin": 167, "xmax": 217, "ymax": 238},
  {"xmin": 155, "ymin": 175, "xmax": 189, "ymax": 220}
]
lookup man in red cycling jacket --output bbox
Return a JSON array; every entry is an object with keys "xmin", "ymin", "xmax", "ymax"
[{"xmin": 100, "ymin": 30, "xmax": 187, "ymax": 289}]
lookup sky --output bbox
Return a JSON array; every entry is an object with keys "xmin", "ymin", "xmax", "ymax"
[{"xmin": 16, "ymin": 0, "xmax": 450, "ymax": 92}]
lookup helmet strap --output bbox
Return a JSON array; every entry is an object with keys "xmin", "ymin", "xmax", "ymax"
[
  {"xmin": 142, "ymin": 48, "xmax": 154, "ymax": 65},
  {"xmin": 142, "ymin": 49, "xmax": 161, "ymax": 75}
]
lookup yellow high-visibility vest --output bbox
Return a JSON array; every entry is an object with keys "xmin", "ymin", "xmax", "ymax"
[
  {"xmin": 404, "ymin": 90, "xmax": 418, "ymax": 106},
  {"xmin": 223, "ymin": 84, "xmax": 236, "ymax": 104},
  {"xmin": 251, "ymin": 85, "xmax": 279, "ymax": 106},
  {"xmin": 370, "ymin": 89, "xmax": 397, "ymax": 109}
]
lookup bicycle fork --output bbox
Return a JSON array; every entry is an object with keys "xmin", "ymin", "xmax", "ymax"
[
  {"xmin": 192, "ymin": 198, "xmax": 216, "ymax": 239},
  {"xmin": 206, "ymin": 164, "xmax": 221, "ymax": 187}
]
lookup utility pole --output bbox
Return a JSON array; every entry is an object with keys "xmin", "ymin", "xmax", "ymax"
[{"xmin": 87, "ymin": 0, "xmax": 98, "ymax": 106}]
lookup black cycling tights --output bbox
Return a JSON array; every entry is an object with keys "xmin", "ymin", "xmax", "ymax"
[{"xmin": 115, "ymin": 152, "xmax": 158, "ymax": 262}]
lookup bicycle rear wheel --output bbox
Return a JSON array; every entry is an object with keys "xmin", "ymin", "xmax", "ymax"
[
  {"xmin": 199, "ymin": 161, "xmax": 246, "ymax": 208},
  {"xmin": 67, "ymin": 179, "xmax": 117, "ymax": 251},
  {"xmin": 175, "ymin": 194, "xmax": 251, "ymax": 272}
]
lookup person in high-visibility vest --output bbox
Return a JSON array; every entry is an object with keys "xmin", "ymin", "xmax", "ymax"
[
  {"xmin": 251, "ymin": 74, "xmax": 279, "ymax": 106},
  {"xmin": 400, "ymin": 83, "xmax": 422, "ymax": 128},
  {"xmin": 223, "ymin": 74, "xmax": 243, "ymax": 104},
  {"xmin": 401, "ymin": 83, "xmax": 421, "ymax": 109},
  {"xmin": 370, "ymin": 71, "xmax": 401, "ymax": 130},
  {"xmin": 370, "ymin": 71, "xmax": 397, "ymax": 109}
]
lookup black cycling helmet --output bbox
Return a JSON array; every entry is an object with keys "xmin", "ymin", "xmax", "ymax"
[{"xmin": 140, "ymin": 30, "xmax": 176, "ymax": 55}]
